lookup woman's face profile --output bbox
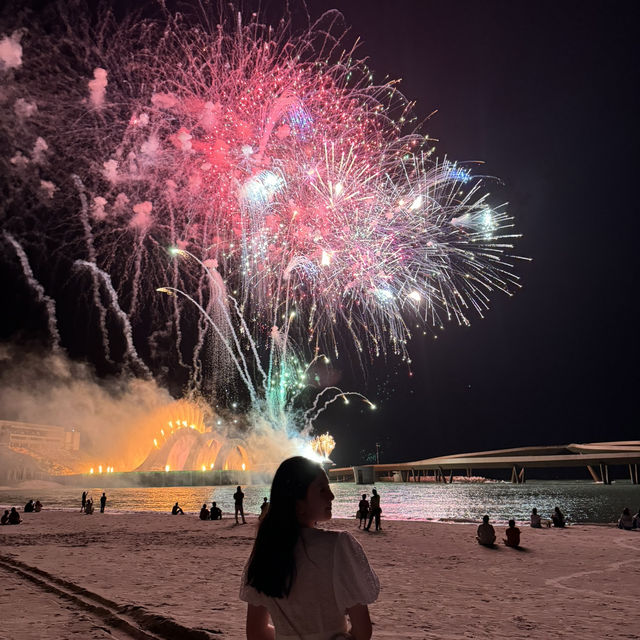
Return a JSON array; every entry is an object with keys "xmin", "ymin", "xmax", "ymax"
[{"xmin": 297, "ymin": 470, "xmax": 334, "ymax": 526}]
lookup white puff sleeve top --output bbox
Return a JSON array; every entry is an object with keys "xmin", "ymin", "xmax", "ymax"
[{"xmin": 240, "ymin": 528, "xmax": 380, "ymax": 640}]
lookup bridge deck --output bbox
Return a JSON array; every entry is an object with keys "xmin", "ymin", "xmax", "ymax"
[{"xmin": 328, "ymin": 441, "xmax": 640, "ymax": 484}]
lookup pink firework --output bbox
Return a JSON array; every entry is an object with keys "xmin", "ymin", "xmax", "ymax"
[{"xmin": 0, "ymin": 3, "xmax": 523, "ymax": 376}]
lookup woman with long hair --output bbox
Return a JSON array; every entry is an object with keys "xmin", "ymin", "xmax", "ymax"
[{"xmin": 240, "ymin": 456, "xmax": 379, "ymax": 640}]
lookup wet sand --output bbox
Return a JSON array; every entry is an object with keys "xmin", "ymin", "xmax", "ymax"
[{"xmin": 0, "ymin": 510, "xmax": 638, "ymax": 639}]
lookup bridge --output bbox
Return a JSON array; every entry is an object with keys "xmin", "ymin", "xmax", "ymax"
[{"xmin": 328, "ymin": 441, "xmax": 640, "ymax": 485}]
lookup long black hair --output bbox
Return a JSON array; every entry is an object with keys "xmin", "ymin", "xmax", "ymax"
[{"xmin": 246, "ymin": 456, "xmax": 323, "ymax": 597}]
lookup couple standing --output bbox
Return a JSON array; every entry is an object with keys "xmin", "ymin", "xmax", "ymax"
[{"xmin": 358, "ymin": 489, "xmax": 382, "ymax": 531}]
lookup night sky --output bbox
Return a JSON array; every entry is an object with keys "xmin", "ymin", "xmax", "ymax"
[{"xmin": 1, "ymin": 2, "xmax": 638, "ymax": 468}]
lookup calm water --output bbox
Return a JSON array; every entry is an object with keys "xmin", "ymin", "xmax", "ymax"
[{"xmin": 1, "ymin": 481, "xmax": 639, "ymax": 524}]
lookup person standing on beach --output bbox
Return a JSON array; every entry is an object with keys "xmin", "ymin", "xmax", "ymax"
[
  {"xmin": 358, "ymin": 494, "xmax": 369, "ymax": 529},
  {"xmin": 259, "ymin": 497, "xmax": 269, "ymax": 523},
  {"xmin": 364, "ymin": 489, "xmax": 381, "ymax": 531},
  {"xmin": 81, "ymin": 491, "xmax": 87, "ymax": 512},
  {"xmin": 234, "ymin": 486, "xmax": 246, "ymax": 524},
  {"xmin": 100, "ymin": 492, "xmax": 107, "ymax": 513},
  {"xmin": 240, "ymin": 456, "xmax": 379, "ymax": 640}
]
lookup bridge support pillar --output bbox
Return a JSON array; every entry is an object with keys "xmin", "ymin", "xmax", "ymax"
[
  {"xmin": 629, "ymin": 464, "xmax": 638, "ymax": 485},
  {"xmin": 518, "ymin": 467, "xmax": 526, "ymax": 483},
  {"xmin": 353, "ymin": 466, "xmax": 376, "ymax": 484},
  {"xmin": 600, "ymin": 464, "xmax": 611, "ymax": 485},
  {"xmin": 587, "ymin": 465, "xmax": 601, "ymax": 483}
]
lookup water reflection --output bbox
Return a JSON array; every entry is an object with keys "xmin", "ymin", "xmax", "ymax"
[{"xmin": 1, "ymin": 481, "xmax": 638, "ymax": 524}]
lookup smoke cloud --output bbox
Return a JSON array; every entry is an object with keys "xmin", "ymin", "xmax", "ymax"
[{"xmin": 0, "ymin": 344, "xmax": 173, "ymax": 472}]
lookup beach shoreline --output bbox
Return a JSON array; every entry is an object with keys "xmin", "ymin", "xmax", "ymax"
[{"xmin": 1, "ymin": 510, "xmax": 638, "ymax": 639}]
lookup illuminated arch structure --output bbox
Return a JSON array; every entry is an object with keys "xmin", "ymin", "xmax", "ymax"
[{"xmin": 136, "ymin": 426, "xmax": 251, "ymax": 472}]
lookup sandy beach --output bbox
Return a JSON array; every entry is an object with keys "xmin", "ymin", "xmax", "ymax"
[{"xmin": 0, "ymin": 510, "xmax": 638, "ymax": 640}]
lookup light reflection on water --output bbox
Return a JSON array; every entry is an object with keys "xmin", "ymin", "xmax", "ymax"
[{"xmin": 1, "ymin": 481, "xmax": 638, "ymax": 524}]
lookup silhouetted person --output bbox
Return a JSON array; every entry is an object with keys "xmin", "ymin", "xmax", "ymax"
[
  {"xmin": 210, "ymin": 502, "xmax": 222, "ymax": 520},
  {"xmin": 1, "ymin": 510, "xmax": 9, "ymax": 525},
  {"xmin": 634, "ymin": 508, "xmax": 640, "ymax": 529},
  {"xmin": 476, "ymin": 515, "xmax": 496, "ymax": 545},
  {"xmin": 81, "ymin": 491, "xmax": 87, "ymax": 512},
  {"xmin": 364, "ymin": 488, "xmax": 381, "ymax": 531},
  {"xmin": 100, "ymin": 492, "xmax": 107, "ymax": 513},
  {"xmin": 551, "ymin": 507, "xmax": 565, "ymax": 528},
  {"xmin": 172, "ymin": 502, "xmax": 184, "ymax": 515},
  {"xmin": 24, "ymin": 500, "xmax": 34, "ymax": 513},
  {"xmin": 34, "ymin": 500, "xmax": 42, "ymax": 513},
  {"xmin": 85, "ymin": 499, "xmax": 94, "ymax": 514},
  {"xmin": 530, "ymin": 508, "xmax": 541, "ymax": 528},
  {"xmin": 259, "ymin": 497, "xmax": 269, "ymax": 522},
  {"xmin": 199, "ymin": 503, "xmax": 210, "ymax": 520},
  {"xmin": 8, "ymin": 507, "xmax": 21, "ymax": 525},
  {"xmin": 358, "ymin": 494, "xmax": 369, "ymax": 529},
  {"xmin": 504, "ymin": 520, "xmax": 521, "ymax": 547},
  {"xmin": 234, "ymin": 486, "xmax": 246, "ymax": 524},
  {"xmin": 618, "ymin": 507, "xmax": 634, "ymax": 530}
]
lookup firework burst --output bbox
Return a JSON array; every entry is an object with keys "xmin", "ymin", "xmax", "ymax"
[{"xmin": 0, "ymin": 2, "xmax": 525, "ymax": 438}]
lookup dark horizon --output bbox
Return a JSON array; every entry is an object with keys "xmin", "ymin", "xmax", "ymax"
[{"xmin": 1, "ymin": 1, "xmax": 638, "ymax": 469}]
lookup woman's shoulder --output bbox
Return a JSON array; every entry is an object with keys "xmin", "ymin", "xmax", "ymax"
[
  {"xmin": 303, "ymin": 527, "xmax": 358, "ymax": 549},
  {"xmin": 303, "ymin": 527, "xmax": 342, "ymax": 541}
]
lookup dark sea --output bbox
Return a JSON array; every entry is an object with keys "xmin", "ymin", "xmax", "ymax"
[{"xmin": 2, "ymin": 480, "xmax": 639, "ymax": 524}]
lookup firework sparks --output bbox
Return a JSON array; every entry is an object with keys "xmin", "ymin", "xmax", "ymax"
[
  {"xmin": 311, "ymin": 432, "xmax": 336, "ymax": 461},
  {"xmin": 0, "ymin": 4, "xmax": 524, "ymax": 448}
]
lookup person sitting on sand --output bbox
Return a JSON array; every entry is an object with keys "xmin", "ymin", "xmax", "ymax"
[
  {"xmin": 530, "ymin": 508, "xmax": 541, "ymax": 528},
  {"xmin": 618, "ymin": 507, "xmax": 634, "ymax": 530},
  {"xmin": 34, "ymin": 500, "xmax": 43, "ymax": 513},
  {"xmin": 210, "ymin": 502, "xmax": 222, "ymax": 520},
  {"xmin": 172, "ymin": 502, "xmax": 184, "ymax": 515},
  {"xmin": 1, "ymin": 510, "xmax": 9, "ymax": 525},
  {"xmin": 24, "ymin": 500, "xmax": 34, "ymax": 513},
  {"xmin": 357, "ymin": 494, "xmax": 369, "ymax": 529},
  {"xmin": 199, "ymin": 503, "xmax": 210, "ymax": 520},
  {"xmin": 551, "ymin": 507, "xmax": 565, "ymax": 528},
  {"xmin": 476, "ymin": 515, "xmax": 496, "ymax": 545},
  {"xmin": 241, "ymin": 456, "xmax": 379, "ymax": 640},
  {"xmin": 504, "ymin": 520, "xmax": 521, "ymax": 547},
  {"xmin": 8, "ymin": 507, "xmax": 21, "ymax": 525},
  {"xmin": 259, "ymin": 497, "xmax": 269, "ymax": 523},
  {"xmin": 85, "ymin": 499, "xmax": 94, "ymax": 514}
]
